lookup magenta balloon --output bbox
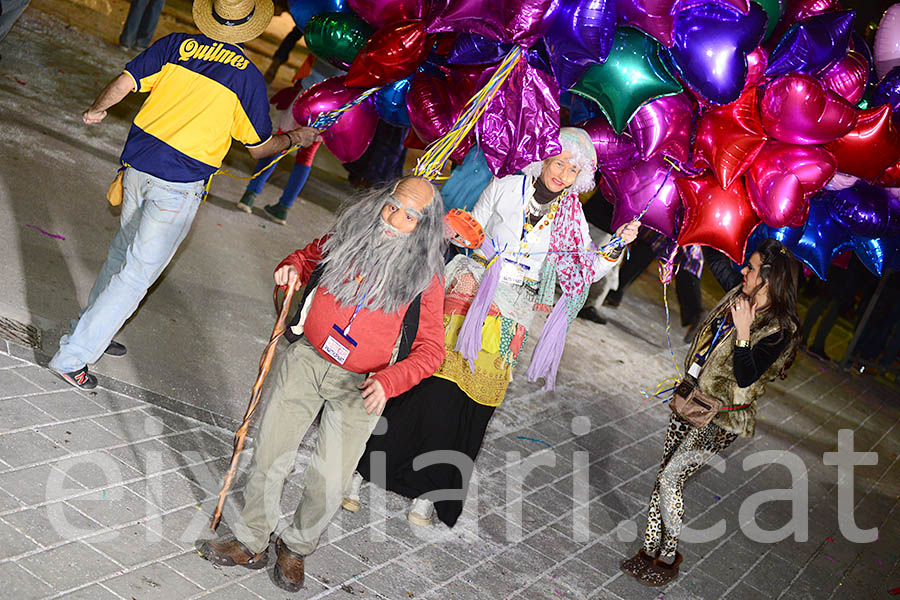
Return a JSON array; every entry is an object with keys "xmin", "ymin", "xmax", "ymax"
[
  {"xmin": 605, "ymin": 154, "xmax": 683, "ymax": 238},
  {"xmin": 477, "ymin": 60, "xmax": 562, "ymax": 177},
  {"xmin": 346, "ymin": 0, "xmax": 426, "ymax": 27},
  {"xmin": 426, "ymin": 0, "xmax": 553, "ymax": 46},
  {"xmin": 875, "ymin": 4, "xmax": 900, "ymax": 79},
  {"xmin": 581, "ymin": 115, "xmax": 640, "ymax": 171},
  {"xmin": 627, "ymin": 92, "xmax": 692, "ymax": 163},
  {"xmin": 746, "ymin": 141, "xmax": 837, "ymax": 228},
  {"xmin": 820, "ymin": 51, "xmax": 869, "ymax": 104},
  {"xmin": 759, "ymin": 73, "xmax": 858, "ymax": 145},
  {"xmin": 406, "ymin": 71, "xmax": 459, "ymax": 145},
  {"xmin": 745, "ymin": 46, "xmax": 768, "ymax": 88},
  {"xmin": 292, "ymin": 76, "xmax": 377, "ymax": 162}
]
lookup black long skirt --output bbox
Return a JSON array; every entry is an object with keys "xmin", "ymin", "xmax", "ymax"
[{"xmin": 356, "ymin": 376, "xmax": 496, "ymax": 527}]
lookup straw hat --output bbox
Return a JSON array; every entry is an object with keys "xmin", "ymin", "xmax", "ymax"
[{"xmin": 193, "ymin": 0, "xmax": 274, "ymax": 44}]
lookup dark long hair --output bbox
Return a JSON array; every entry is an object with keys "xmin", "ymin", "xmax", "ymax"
[{"xmin": 754, "ymin": 239, "xmax": 802, "ymax": 378}]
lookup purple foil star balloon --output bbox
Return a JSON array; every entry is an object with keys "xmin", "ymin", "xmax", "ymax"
[
  {"xmin": 544, "ymin": 0, "xmax": 617, "ymax": 90},
  {"xmin": 765, "ymin": 11, "xmax": 855, "ymax": 78},
  {"xmin": 581, "ymin": 115, "xmax": 640, "ymax": 171},
  {"xmin": 604, "ymin": 155, "xmax": 683, "ymax": 238},
  {"xmin": 666, "ymin": 2, "xmax": 767, "ymax": 105},
  {"xmin": 427, "ymin": 0, "xmax": 554, "ymax": 46},
  {"xmin": 477, "ymin": 60, "xmax": 562, "ymax": 177},
  {"xmin": 627, "ymin": 92, "xmax": 692, "ymax": 163}
]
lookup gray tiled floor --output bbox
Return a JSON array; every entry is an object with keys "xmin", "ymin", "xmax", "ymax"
[{"xmin": 0, "ymin": 338, "xmax": 896, "ymax": 599}]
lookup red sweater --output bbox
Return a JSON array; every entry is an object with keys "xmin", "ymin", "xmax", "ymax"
[{"xmin": 277, "ymin": 239, "xmax": 445, "ymax": 399}]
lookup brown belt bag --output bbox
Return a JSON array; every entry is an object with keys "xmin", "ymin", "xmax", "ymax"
[{"xmin": 669, "ymin": 379, "xmax": 749, "ymax": 428}]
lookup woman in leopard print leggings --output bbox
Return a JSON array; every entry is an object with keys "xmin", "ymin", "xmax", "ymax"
[{"xmin": 622, "ymin": 240, "xmax": 802, "ymax": 587}]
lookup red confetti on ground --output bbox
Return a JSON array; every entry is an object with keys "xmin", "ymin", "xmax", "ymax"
[
  {"xmin": 58, "ymin": 69, "xmax": 65, "ymax": 74},
  {"xmin": 2, "ymin": 74, "xmax": 26, "ymax": 86},
  {"xmin": 889, "ymin": 586, "xmax": 900, "ymax": 595},
  {"xmin": 826, "ymin": 556, "xmax": 834, "ymax": 562},
  {"xmin": 826, "ymin": 537, "xmax": 835, "ymax": 542}
]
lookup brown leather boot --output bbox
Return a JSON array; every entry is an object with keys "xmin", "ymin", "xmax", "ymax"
[
  {"xmin": 273, "ymin": 538, "xmax": 305, "ymax": 592},
  {"xmin": 197, "ymin": 539, "xmax": 267, "ymax": 569}
]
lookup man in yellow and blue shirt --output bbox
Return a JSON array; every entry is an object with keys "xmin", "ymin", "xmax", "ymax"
[{"xmin": 49, "ymin": 0, "xmax": 321, "ymax": 389}]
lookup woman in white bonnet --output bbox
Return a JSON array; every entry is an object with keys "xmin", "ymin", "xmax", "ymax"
[{"xmin": 346, "ymin": 127, "xmax": 640, "ymax": 527}]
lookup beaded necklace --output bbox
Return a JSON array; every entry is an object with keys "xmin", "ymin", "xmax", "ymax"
[{"xmin": 518, "ymin": 176, "xmax": 562, "ymax": 257}]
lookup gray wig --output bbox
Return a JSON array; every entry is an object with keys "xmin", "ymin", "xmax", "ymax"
[
  {"xmin": 521, "ymin": 127, "xmax": 598, "ymax": 194},
  {"xmin": 318, "ymin": 178, "xmax": 447, "ymax": 314}
]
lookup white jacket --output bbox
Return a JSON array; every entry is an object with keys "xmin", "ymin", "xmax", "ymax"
[{"xmin": 470, "ymin": 174, "xmax": 619, "ymax": 284}]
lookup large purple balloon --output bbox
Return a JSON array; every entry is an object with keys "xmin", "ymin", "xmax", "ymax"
[
  {"xmin": 615, "ymin": 0, "xmax": 751, "ymax": 48},
  {"xmin": 581, "ymin": 115, "xmax": 640, "ymax": 172},
  {"xmin": 447, "ymin": 33, "xmax": 512, "ymax": 65},
  {"xmin": 292, "ymin": 76, "xmax": 377, "ymax": 163},
  {"xmin": 766, "ymin": 11, "xmax": 855, "ymax": 78},
  {"xmin": 828, "ymin": 182, "xmax": 900, "ymax": 238},
  {"xmin": 477, "ymin": 60, "xmax": 562, "ymax": 177},
  {"xmin": 792, "ymin": 193, "xmax": 853, "ymax": 280},
  {"xmin": 426, "ymin": 0, "xmax": 554, "ymax": 46},
  {"xmin": 604, "ymin": 155, "xmax": 683, "ymax": 238},
  {"xmin": 626, "ymin": 93, "xmax": 692, "ymax": 163},
  {"xmin": 760, "ymin": 73, "xmax": 858, "ymax": 145},
  {"xmin": 543, "ymin": 0, "xmax": 617, "ymax": 91},
  {"xmin": 666, "ymin": 3, "xmax": 766, "ymax": 105}
]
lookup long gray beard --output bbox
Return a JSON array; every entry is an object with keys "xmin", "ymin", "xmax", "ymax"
[{"xmin": 318, "ymin": 200, "xmax": 443, "ymax": 314}]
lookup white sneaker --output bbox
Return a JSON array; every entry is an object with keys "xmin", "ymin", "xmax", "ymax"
[
  {"xmin": 407, "ymin": 497, "xmax": 434, "ymax": 526},
  {"xmin": 341, "ymin": 472, "xmax": 364, "ymax": 512}
]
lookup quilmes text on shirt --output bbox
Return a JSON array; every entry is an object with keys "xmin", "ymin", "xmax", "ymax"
[{"xmin": 178, "ymin": 38, "xmax": 249, "ymax": 70}]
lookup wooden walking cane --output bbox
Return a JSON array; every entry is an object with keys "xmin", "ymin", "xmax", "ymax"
[{"xmin": 210, "ymin": 277, "xmax": 298, "ymax": 530}]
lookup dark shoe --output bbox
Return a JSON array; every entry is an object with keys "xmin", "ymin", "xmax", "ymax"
[
  {"xmin": 263, "ymin": 203, "xmax": 288, "ymax": 225},
  {"xmin": 273, "ymin": 538, "xmax": 305, "ymax": 591},
  {"xmin": 56, "ymin": 366, "xmax": 97, "ymax": 390},
  {"xmin": 104, "ymin": 341, "xmax": 127, "ymax": 356},
  {"xmin": 620, "ymin": 549, "xmax": 657, "ymax": 579},
  {"xmin": 603, "ymin": 293, "xmax": 622, "ymax": 308},
  {"xmin": 197, "ymin": 539, "xmax": 267, "ymax": 569},
  {"xmin": 237, "ymin": 190, "xmax": 256, "ymax": 213},
  {"xmin": 637, "ymin": 552, "xmax": 682, "ymax": 587},
  {"xmin": 577, "ymin": 305, "xmax": 607, "ymax": 325},
  {"xmin": 806, "ymin": 346, "xmax": 830, "ymax": 362}
]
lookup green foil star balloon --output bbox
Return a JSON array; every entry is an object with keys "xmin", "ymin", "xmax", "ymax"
[
  {"xmin": 304, "ymin": 12, "xmax": 374, "ymax": 70},
  {"xmin": 570, "ymin": 27, "xmax": 681, "ymax": 134}
]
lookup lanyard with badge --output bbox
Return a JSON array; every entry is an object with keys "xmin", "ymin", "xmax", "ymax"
[
  {"xmin": 499, "ymin": 177, "xmax": 535, "ymax": 287},
  {"xmin": 687, "ymin": 316, "xmax": 733, "ymax": 378},
  {"xmin": 322, "ymin": 291, "xmax": 366, "ymax": 366}
]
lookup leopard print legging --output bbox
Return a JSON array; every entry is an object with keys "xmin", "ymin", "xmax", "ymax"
[{"xmin": 642, "ymin": 412, "xmax": 739, "ymax": 560}]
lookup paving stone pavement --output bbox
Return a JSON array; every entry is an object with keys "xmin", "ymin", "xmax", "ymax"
[{"xmin": 0, "ymin": 332, "xmax": 897, "ymax": 600}]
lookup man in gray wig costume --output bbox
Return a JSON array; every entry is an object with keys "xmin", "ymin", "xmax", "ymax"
[{"xmin": 200, "ymin": 176, "xmax": 447, "ymax": 592}]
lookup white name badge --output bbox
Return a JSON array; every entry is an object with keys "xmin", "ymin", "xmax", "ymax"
[
  {"xmin": 688, "ymin": 362, "xmax": 702, "ymax": 378},
  {"xmin": 499, "ymin": 260, "xmax": 526, "ymax": 287},
  {"xmin": 322, "ymin": 335, "xmax": 351, "ymax": 365}
]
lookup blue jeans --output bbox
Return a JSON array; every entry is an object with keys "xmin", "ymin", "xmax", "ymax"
[
  {"xmin": 119, "ymin": 0, "xmax": 165, "ymax": 47},
  {"xmin": 50, "ymin": 167, "xmax": 204, "ymax": 374}
]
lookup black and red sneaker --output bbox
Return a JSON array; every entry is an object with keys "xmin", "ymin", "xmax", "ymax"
[{"xmin": 56, "ymin": 366, "xmax": 98, "ymax": 390}]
